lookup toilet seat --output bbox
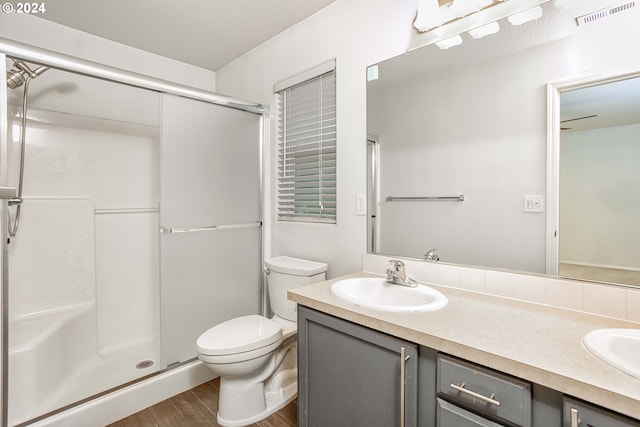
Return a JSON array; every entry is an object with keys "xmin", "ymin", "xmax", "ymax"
[
  {"xmin": 197, "ymin": 315, "xmax": 283, "ymax": 360},
  {"xmin": 270, "ymin": 314, "xmax": 297, "ymax": 339}
]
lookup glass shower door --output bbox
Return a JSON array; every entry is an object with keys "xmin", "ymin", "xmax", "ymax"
[{"xmin": 160, "ymin": 94, "xmax": 262, "ymax": 367}]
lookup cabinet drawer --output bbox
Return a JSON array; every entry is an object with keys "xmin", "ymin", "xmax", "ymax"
[
  {"xmin": 437, "ymin": 354, "xmax": 531, "ymax": 427},
  {"xmin": 437, "ymin": 398, "xmax": 507, "ymax": 427},
  {"xmin": 563, "ymin": 397, "xmax": 640, "ymax": 427}
]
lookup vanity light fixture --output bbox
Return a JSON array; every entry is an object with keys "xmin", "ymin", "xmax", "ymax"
[
  {"xmin": 448, "ymin": 0, "xmax": 494, "ymax": 18},
  {"xmin": 435, "ymin": 34, "xmax": 463, "ymax": 49},
  {"xmin": 413, "ymin": 0, "xmax": 493, "ymax": 32},
  {"xmin": 507, "ymin": 5, "xmax": 543, "ymax": 25},
  {"xmin": 414, "ymin": 0, "xmax": 447, "ymax": 32},
  {"xmin": 468, "ymin": 21, "xmax": 500, "ymax": 38},
  {"xmin": 415, "ymin": 0, "xmax": 546, "ymax": 46}
]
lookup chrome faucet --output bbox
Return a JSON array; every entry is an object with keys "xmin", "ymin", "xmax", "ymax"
[
  {"xmin": 386, "ymin": 260, "xmax": 418, "ymax": 287},
  {"xmin": 424, "ymin": 248, "xmax": 439, "ymax": 262}
]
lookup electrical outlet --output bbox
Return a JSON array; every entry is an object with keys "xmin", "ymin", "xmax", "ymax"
[
  {"xmin": 356, "ymin": 195, "xmax": 367, "ymax": 215},
  {"xmin": 523, "ymin": 195, "xmax": 544, "ymax": 213}
]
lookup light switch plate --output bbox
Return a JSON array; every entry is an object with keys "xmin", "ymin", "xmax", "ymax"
[
  {"xmin": 356, "ymin": 195, "xmax": 367, "ymax": 215},
  {"xmin": 523, "ymin": 195, "xmax": 544, "ymax": 213}
]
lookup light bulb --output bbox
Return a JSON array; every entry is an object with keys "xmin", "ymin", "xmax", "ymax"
[
  {"xmin": 435, "ymin": 34, "xmax": 463, "ymax": 49},
  {"xmin": 508, "ymin": 6, "xmax": 543, "ymax": 25}
]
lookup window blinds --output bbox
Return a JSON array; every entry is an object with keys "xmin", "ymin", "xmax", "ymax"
[{"xmin": 277, "ymin": 69, "xmax": 336, "ymax": 223}]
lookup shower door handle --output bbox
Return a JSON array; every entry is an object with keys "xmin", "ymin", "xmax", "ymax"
[{"xmin": 0, "ymin": 187, "xmax": 17, "ymax": 200}]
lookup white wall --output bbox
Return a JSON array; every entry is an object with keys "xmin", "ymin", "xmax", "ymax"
[
  {"xmin": 217, "ymin": 0, "xmax": 640, "ymax": 279},
  {"xmin": 0, "ymin": 14, "xmax": 216, "ymax": 90}
]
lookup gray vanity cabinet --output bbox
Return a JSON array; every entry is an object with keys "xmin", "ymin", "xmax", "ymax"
[
  {"xmin": 298, "ymin": 306, "xmax": 419, "ymax": 427},
  {"xmin": 297, "ymin": 306, "xmax": 638, "ymax": 427},
  {"xmin": 563, "ymin": 397, "xmax": 640, "ymax": 427}
]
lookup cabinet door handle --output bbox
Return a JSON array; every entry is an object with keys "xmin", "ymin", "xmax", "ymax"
[
  {"xmin": 450, "ymin": 383, "xmax": 502, "ymax": 407},
  {"xmin": 400, "ymin": 346, "xmax": 410, "ymax": 427},
  {"xmin": 570, "ymin": 407, "xmax": 580, "ymax": 427}
]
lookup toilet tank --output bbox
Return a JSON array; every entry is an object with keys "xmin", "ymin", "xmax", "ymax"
[{"xmin": 265, "ymin": 256, "xmax": 328, "ymax": 321}]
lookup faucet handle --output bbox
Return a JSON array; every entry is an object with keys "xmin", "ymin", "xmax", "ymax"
[
  {"xmin": 389, "ymin": 259, "xmax": 405, "ymax": 271},
  {"xmin": 424, "ymin": 248, "xmax": 439, "ymax": 262}
]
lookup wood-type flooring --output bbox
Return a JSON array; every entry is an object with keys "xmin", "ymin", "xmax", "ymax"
[{"xmin": 108, "ymin": 378, "xmax": 297, "ymax": 427}]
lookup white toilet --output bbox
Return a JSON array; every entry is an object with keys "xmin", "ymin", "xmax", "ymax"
[{"xmin": 196, "ymin": 256, "xmax": 327, "ymax": 427}]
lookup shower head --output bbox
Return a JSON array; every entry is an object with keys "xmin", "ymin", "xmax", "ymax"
[
  {"xmin": 6, "ymin": 68, "xmax": 26, "ymax": 89},
  {"xmin": 6, "ymin": 60, "xmax": 49, "ymax": 89}
]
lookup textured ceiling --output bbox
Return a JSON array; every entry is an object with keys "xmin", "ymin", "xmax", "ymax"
[{"xmin": 35, "ymin": 0, "xmax": 337, "ymax": 71}]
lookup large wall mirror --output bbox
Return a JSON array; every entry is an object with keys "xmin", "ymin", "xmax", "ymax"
[{"xmin": 366, "ymin": 0, "xmax": 640, "ymax": 287}]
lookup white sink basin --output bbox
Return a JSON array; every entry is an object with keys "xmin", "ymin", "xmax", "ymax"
[
  {"xmin": 582, "ymin": 328, "xmax": 640, "ymax": 379},
  {"xmin": 330, "ymin": 277, "xmax": 448, "ymax": 312}
]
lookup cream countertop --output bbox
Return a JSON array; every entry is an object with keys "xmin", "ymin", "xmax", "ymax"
[{"xmin": 288, "ymin": 272, "xmax": 640, "ymax": 421}]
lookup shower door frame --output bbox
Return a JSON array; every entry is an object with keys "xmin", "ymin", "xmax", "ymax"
[
  {"xmin": 0, "ymin": 38, "xmax": 268, "ymax": 426},
  {"xmin": 0, "ymin": 54, "xmax": 11, "ymax": 427}
]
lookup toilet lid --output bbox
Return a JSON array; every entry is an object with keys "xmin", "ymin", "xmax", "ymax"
[{"xmin": 196, "ymin": 315, "xmax": 283, "ymax": 356}]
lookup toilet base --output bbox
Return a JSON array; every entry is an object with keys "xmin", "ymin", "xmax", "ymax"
[{"xmin": 217, "ymin": 367, "xmax": 298, "ymax": 427}]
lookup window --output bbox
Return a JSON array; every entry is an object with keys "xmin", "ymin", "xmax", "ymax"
[{"xmin": 276, "ymin": 63, "xmax": 336, "ymax": 223}]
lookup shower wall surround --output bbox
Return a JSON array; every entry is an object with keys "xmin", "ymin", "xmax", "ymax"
[{"xmin": 6, "ymin": 66, "xmax": 163, "ymax": 425}]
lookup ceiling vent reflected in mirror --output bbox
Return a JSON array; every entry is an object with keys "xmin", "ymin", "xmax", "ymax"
[{"xmin": 575, "ymin": 0, "xmax": 636, "ymax": 26}]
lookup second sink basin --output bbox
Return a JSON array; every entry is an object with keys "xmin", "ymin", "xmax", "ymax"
[
  {"xmin": 330, "ymin": 277, "xmax": 448, "ymax": 312},
  {"xmin": 582, "ymin": 328, "xmax": 640, "ymax": 379}
]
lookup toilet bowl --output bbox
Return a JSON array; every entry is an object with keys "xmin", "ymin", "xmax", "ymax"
[{"xmin": 196, "ymin": 256, "xmax": 327, "ymax": 427}]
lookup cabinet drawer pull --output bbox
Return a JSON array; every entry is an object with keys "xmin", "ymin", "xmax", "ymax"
[{"xmin": 450, "ymin": 383, "xmax": 502, "ymax": 407}]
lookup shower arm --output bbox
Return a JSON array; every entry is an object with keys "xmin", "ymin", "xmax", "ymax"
[{"xmin": 15, "ymin": 61, "xmax": 44, "ymax": 78}]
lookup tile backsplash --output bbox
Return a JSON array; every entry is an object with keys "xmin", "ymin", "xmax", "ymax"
[{"xmin": 362, "ymin": 253, "xmax": 640, "ymax": 323}]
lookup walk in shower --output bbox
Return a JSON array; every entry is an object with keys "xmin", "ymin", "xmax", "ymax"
[{"xmin": 1, "ymin": 40, "xmax": 265, "ymax": 426}]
